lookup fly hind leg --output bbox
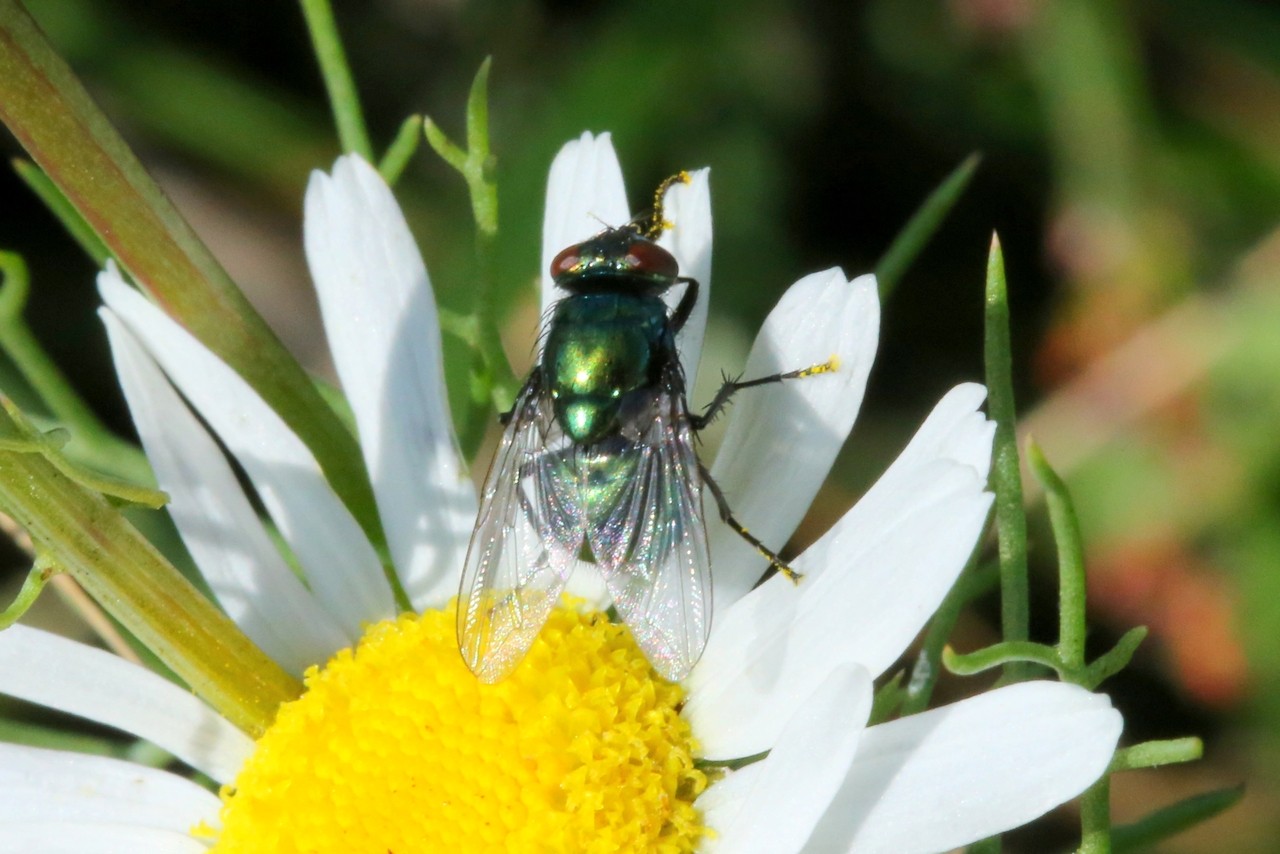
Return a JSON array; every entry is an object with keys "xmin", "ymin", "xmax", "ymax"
[
  {"xmin": 699, "ymin": 462, "xmax": 802, "ymax": 584},
  {"xmin": 689, "ymin": 356, "xmax": 840, "ymax": 431}
]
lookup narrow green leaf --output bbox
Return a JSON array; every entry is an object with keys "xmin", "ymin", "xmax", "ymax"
[
  {"xmin": 1082, "ymin": 626, "xmax": 1148, "ymax": 689},
  {"xmin": 298, "ymin": 0, "xmax": 373, "ymax": 160},
  {"xmin": 464, "ymin": 57, "xmax": 498, "ymax": 238},
  {"xmin": 1027, "ymin": 439, "xmax": 1088, "ymax": 669},
  {"xmin": 11, "ymin": 158, "xmax": 111, "ymax": 264},
  {"xmin": 1112, "ymin": 785, "xmax": 1244, "ymax": 853},
  {"xmin": 423, "ymin": 118, "xmax": 468, "ymax": 172},
  {"xmin": 943, "ymin": 640, "xmax": 1064, "ymax": 677},
  {"xmin": 695, "ymin": 749, "xmax": 769, "ymax": 773},
  {"xmin": 967, "ymin": 837, "xmax": 1001, "ymax": 853},
  {"xmin": 984, "ymin": 234, "xmax": 1031, "ymax": 681},
  {"xmin": 875, "ymin": 152, "xmax": 981, "ymax": 299},
  {"xmin": 869, "ymin": 670, "xmax": 905, "ymax": 725},
  {"xmin": 1110, "ymin": 737, "xmax": 1202, "ymax": 773},
  {"xmin": 379, "ymin": 114, "xmax": 422, "ymax": 185},
  {"xmin": 0, "ymin": 554, "xmax": 56, "ymax": 629}
]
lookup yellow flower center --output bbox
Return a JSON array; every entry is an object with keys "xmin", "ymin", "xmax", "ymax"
[{"xmin": 209, "ymin": 604, "xmax": 708, "ymax": 853}]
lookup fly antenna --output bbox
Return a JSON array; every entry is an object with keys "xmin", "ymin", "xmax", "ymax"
[{"xmin": 641, "ymin": 171, "xmax": 692, "ymax": 239}]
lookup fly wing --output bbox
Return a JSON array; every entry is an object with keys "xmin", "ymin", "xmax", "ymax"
[
  {"xmin": 585, "ymin": 375, "xmax": 712, "ymax": 682},
  {"xmin": 458, "ymin": 373, "xmax": 583, "ymax": 682}
]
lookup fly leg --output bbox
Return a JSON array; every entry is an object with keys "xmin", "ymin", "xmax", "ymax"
[
  {"xmin": 699, "ymin": 461, "xmax": 802, "ymax": 584},
  {"xmin": 688, "ymin": 356, "xmax": 839, "ymax": 430}
]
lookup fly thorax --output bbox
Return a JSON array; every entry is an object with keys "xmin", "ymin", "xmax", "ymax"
[{"xmin": 545, "ymin": 324, "xmax": 653, "ymax": 443}]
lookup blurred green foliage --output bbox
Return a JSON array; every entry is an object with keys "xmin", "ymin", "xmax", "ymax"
[{"xmin": 3, "ymin": 0, "xmax": 1280, "ymax": 849}]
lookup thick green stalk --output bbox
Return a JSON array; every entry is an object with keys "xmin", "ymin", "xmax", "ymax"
[
  {"xmin": 0, "ymin": 405, "xmax": 300, "ymax": 736},
  {"xmin": 0, "ymin": 2, "xmax": 383, "ymax": 547}
]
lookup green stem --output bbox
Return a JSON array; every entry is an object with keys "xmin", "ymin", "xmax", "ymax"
[
  {"xmin": 1027, "ymin": 439, "xmax": 1087, "ymax": 669},
  {"xmin": 984, "ymin": 233, "xmax": 1031, "ymax": 681},
  {"xmin": 968, "ymin": 837, "xmax": 1001, "ymax": 853},
  {"xmin": 0, "ymin": 403, "xmax": 300, "ymax": 736},
  {"xmin": 297, "ymin": 0, "xmax": 373, "ymax": 160},
  {"xmin": 0, "ymin": 2, "xmax": 384, "ymax": 554},
  {"xmin": 1078, "ymin": 773, "xmax": 1112, "ymax": 854}
]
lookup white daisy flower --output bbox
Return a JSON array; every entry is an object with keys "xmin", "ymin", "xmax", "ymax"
[{"xmin": 0, "ymin": 132, "xmax": 1122, "ymax": 853}]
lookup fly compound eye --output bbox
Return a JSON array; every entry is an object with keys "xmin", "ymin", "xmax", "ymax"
[
  {"xmin": 550, "ymin": 244, "xmax": 583, "ymax": 280},
  {"xmin": 623, "ymin": 240, "xmax": 679, "ymax": 279}
]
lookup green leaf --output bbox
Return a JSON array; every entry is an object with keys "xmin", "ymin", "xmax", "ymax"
[
  {"xmin": 1082, "ymin": 626, "xmax": 1148, "ymax": 689},
  {"xmin": 875, "ymin": 152, "xmax": 981, "ymax": 299},
  {"xmin": 1110, "ymin": 737, "xmax": 1202, "ymax": 773},
  {"xmin": 1112, "ymin": 785, "xmax": 1244, "ymax": 853},
  {"xmin": 379, "ymin": 114, "xmax": 422, "ymax": 185},
  {"xmin": 869, "ymin": 670, "xmax": 905, "ymax": 724},
  {"xmin": 943, "ymin": 640, "xmax": 1063, "ymax": 677},
  {"xmin": 1027, "ymin": 439, "xmax": 1088, "ymax": 668},
  {"xmin": 984, "ymin": 234, "xmax": 1031, "ymax": 681},
  {"xmin": 0, "ymin": 553, "xmax": 56, "ymax": 630}
]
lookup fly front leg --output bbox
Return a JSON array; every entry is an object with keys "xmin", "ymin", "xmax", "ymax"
[
  {"xmin": 689, "ymin": 356, "xmax": 840, "ymax": 431},
  {"xmin": 698, "ymin": 462, "xmax": 802, "ymax": 584}
]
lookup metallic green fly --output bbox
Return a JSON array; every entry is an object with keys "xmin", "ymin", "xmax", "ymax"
[{"xmin": 458, "ymin": 174, "xmax": 836, "ymax": 683}]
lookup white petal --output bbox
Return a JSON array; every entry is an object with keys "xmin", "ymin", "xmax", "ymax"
[
  {"xmin": 0, "ymin": 743, "xmax": 219, "ymax": 833},
  {"xmin": 712, "ymin": 666, "xmax": 872, "ymax": 854},
  {"xmin": 708, "ymin": 270, "xmax": 880, "ymax": 608},
  {"xmin": 868, "ymin": 382, "xmax": 994, "ymax": 490},
  {"xmin": 103, "ymin": 310, "xmax": 349, "ymax": 674},
  {"xmin": 305, "ymin": 156, "xmax": 477, "ymax": 609},
  {"xmin": 686, "ymin": 494, "xmax": 988, "ymax": 759},
  {"xmin": 697, "ymin": 764, "xmax": 765, "ymax": 846},
  {"xmin": 655, "ymin": 167, "xmax": 712, "ymax": 379},
  {"xmin": 0, "ymin": 823, "xmax": 208, "ymax": 854},
  {"xmin": 809, "ymin": 682, "xmax": 1122, "ymax": 853},
  {"xmin": 99, "ymin": 264, "xmax": 393, "ymax": 638},
  {"xmin": 540, "ymin": 131, "xmax": 630, "ymax": 316},
  {"xmin": 0, "ymin": 625, "xmax": 252, "ymax": 783},
  {"xmin": 686, "ymin": 387, "xmax": 994, "ymax": 759}
]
